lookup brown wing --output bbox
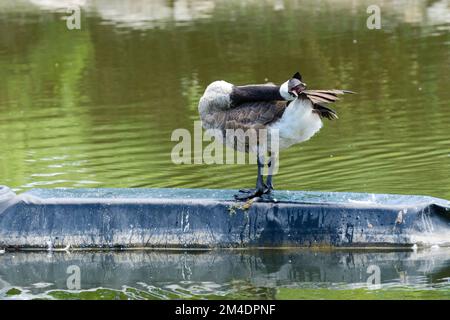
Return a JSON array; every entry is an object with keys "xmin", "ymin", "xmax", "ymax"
[
  {"xmin": 224, "ymin": 100, "xmax": 287, "ymax": 131},
  {"xmin": 303, "ymin": 89, "xmax": 354, "ymax": 105},
  {"xmin": 312, "ymin": 104, "xmax": 339, "ymax": 120},
  {"xmin": 303, "ymin": 89, "xmax": 354, "ymax": 120}
]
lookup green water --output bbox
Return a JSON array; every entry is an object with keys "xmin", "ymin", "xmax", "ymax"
[
  {"xmin": 1, "ymin": 0, "xmax": 449, "ymax": 198},
  {"xmin": 0, "ymin": 0, "xmax": 449, "ymax": 300}
]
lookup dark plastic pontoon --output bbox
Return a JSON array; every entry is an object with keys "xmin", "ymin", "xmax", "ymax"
[{"xmin": 0, "ymin": 186, "xmax": 449, "ymax": 249}]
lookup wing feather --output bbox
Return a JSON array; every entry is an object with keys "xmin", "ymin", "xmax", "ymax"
[
  {"xmin": 312, "ymin": 104, "xmax": 339, "ymax": 120},
  {"xmin": 303, "ymin": 89, "xmax": 354, "ymax": 120},
  {"xmin": 303, "ymin": 89, "xmax": 354, "ymax": 104},
  {"xmin": 224, "ymin": 101, "xmax": 287, "ymax": 131}
]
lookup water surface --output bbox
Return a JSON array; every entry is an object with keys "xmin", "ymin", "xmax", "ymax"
[
  {"xmin": 0, "ymin": 0, "xmax": 449, "ymax": 300},
  {"xmin": 0, "ymin": 0, "xmax": 449, "ymax": 198},
  {"xmin": 1, "ymin": 249, "xmax": 449, "ymax": 300}
]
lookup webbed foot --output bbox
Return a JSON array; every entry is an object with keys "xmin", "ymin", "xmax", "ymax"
[{"xmin": 234, "ymin": 188, "xmax": 264, "ymax": 201}]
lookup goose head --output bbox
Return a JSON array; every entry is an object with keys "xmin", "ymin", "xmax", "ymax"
[{"xmin": 279, "ymin": 72, "xmax": 307, "ymax": 100}]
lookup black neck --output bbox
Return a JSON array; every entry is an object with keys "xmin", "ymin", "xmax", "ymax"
[{"xmin": 230, "ymin": 85, "xmax": 283, "ymax": 106}]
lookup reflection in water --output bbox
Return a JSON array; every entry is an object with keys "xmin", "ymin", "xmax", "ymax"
[
  {"xmin": 0, "ymin": 0, "xmax": 449, "ymax": 199},
  {"xmin": 16, "ymin": 0, "xmax": 450, "ymax": 28},
  {"xmin": 91, "ymin": 0, "xmax": 216, "ymax": 29},
  {"xmin": 0, "ymin": 249, "xmax": 449, "ymax": 299}
]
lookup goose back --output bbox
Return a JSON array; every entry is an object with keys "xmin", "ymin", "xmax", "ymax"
[{"xmin": 198, "ymin": 80, "xmax": 286, "ymax": 131}]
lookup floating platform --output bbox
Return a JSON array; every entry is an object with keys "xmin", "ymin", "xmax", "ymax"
[{"xmin": 0, "ymin": 186, "xmax": 449, "ymax": 250}]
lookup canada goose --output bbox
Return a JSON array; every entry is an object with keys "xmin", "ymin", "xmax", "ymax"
[{"xmin": 198, "ymin": 72, "xmax": 353, "ymax": 201}]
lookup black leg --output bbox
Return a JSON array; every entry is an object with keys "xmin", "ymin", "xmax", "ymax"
[
  {"xmin": 255, "ymin": 155, "xmax": 265, "ymax": 193},
  {"xmin": 265, "ymin": 171, "xmax": 273, "ymax": 193},
  {"xmin": 265, "ymin": 154, "xmax": 275, "ymax": 194},
  {"xmin": 234, "ymin": 151, "xmax": 265, "ymax": 201}
]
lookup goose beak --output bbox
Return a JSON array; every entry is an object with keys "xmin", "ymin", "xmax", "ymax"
[
  {"xmin": 289, "ymin": 91, "xmax": 298, "ymax": 98},
  {"xmin": 289, "ymin": 82, "xmax": 307, "ymax": 97}
]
